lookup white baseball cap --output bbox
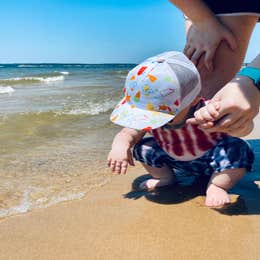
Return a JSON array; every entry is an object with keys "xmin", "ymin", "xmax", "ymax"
[{"xmin": 110, "ymin": 51, "xmax": 201, "ymax": 131}]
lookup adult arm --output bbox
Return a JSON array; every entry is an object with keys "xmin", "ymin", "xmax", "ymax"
[{"xmin": 188, "ymin": 54, "xmax": 260, "ymax": 136}]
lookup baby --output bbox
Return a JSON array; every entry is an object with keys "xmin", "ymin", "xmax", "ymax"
[{"xmin": 107, "ymin": 51, "xmax": 254, "ymax": 207}]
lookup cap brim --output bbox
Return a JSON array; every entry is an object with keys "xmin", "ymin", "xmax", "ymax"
[{"xmin": 110, "ymin": 98, "xmax": 175, "ymax": 130}]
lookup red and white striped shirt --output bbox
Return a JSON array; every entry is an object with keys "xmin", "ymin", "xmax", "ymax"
[
  {"xmin": 150, "ymin": 99, "xmax": 227, "ymax": 161},
  {"xmin": 151, "ymin": 123, "xmax": 225, "ymax": 161}
]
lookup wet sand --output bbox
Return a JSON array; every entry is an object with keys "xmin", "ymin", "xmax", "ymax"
[{"xmin": 0, "ymin": 115, "xmax": 259, "ymax": 260}]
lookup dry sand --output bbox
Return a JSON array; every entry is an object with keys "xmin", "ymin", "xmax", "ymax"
[{"xmin": 0, "ymin": 115, "xmax": 260, "ymax": 260}]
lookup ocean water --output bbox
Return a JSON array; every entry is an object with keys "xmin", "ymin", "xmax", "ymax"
[{"xmin": 0, "ymin": 63, "xmax": 135, "ymax": 218}]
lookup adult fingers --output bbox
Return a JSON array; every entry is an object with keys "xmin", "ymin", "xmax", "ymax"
[
  {"xmin": 223, "ymin": 30, "xmax": 237, "ymax": 51},
  {"xmin": 226, "ymin": 121, "xmax": 254, "ymax": 137},
  {"xmin": 222, "ymin": 116, "xmax": 251, "ymax": 134},
  {"xmin": 198, "ymin": 121, "xmax": 215, "ymax": 129},
  {"xmin": 186, "ymin": 117, "xmax": 214, "ymax": 128},
  {"xmin": 204, "ymin": 48, "xmax": 215, "ymax": 71},
  {"xmin": 184, "ymin": 46, "xmax": 196, "ymax": 59},
  {"xmin": 196, "ymin": 54, "xmax": 206, "ymax": 73},
  {"xmin": 183, "ymin": 44, "xmax": 190, "ymax": 53},
  {"xmin": 190, "ymin": 49, "xmax": 204, "ymax": 66},
  {"xmin": 203, "ymin": 117, "xmax": 233, "ymax": 133},
  {"xmin": 202, "ymin": 113, "xmax": 243, "ymax": 133},
  {"xmin": 214, "ymin": 113, "xmax": 242, "ymax": 129}
]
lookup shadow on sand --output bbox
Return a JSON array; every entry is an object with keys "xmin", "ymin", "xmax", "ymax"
[{"xmin": 124, "ymin": 139, "xmax": 260, "ymax": 216}]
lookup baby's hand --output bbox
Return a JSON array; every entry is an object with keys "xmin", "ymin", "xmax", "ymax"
[
  {"xmin": 107, "ymin": 147, "xmax": 134, "ymax": 175},
  {"xmin": 187, "ymin": 100, "xmax": 220, "ymax": 128}
]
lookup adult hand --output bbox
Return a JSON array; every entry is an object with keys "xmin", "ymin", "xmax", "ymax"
[
  {"xmin": 184, "ymin": 19, "xmax": 237, "ymax": 71},
  {"xmin": 188, "ymin": 77, "xmax": 260, "ymax": 137}
]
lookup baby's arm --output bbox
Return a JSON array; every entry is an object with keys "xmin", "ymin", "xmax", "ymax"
[{"xmin": 107, "ymin": 128, "xmax": 145, "ymax": 175}]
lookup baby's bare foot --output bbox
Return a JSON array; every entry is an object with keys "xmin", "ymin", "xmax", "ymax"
[
  {"xmin": 139, "ymin": 177, "xmax": 175, "ymax": 190},
  {"xmin": 205, "ymin": 183, "xmax": 230, "ymax": 207}
]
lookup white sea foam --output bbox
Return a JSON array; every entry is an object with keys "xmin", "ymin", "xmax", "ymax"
[
  {"xmin": 36, "ymin": 192, "xmax": 85, "ymax": 209},
  {"xmin": 59, "ymin": 71, "xmax": 69, "ymax": 75},
  {"xmin": 0, "ymin": 75, "xmax": 64, "ymax": 84},
  {"xmin": 40, "ymin": 75, "xmax": 64, "ymax": 82},
  {"xmin": 18, "ymin": 64, "xmax": 38, "ymax": 68},
  {"xmin": 0, "ymin": 176, "xmax": 111, "ymax": 219},
  {"xmin": 53, "ymin": 71, "xmax": 70, "ymax": 75},
  {"xmin": 0, "ymin": 86, "xmax": 15, "ymax": 94},
  {"xmin": 0, "ymin": 188, "xmax": 85, "ymax": 218},
  {"xmin": 0, "ymin": 190, "xmax": 32, "ymax": 218}
]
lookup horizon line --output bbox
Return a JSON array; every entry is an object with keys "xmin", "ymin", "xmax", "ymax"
[{"xmin": 0, "ymin": 62, "xmax": 137, "ymax": 65}]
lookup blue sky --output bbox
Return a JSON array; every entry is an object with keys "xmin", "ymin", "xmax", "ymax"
[{"xmin": 0, "ymin": 0, "xmax": 259, "ymax": 63}]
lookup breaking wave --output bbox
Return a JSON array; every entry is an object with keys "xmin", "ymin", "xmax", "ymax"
[{"xmin": 0, "ymin": 75, "xmax": 65, "ymax": 86}]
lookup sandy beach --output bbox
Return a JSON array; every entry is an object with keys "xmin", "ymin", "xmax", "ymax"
[
  {"xmin": 0, "ymin": 114, "xmax": 259, "ymax": 260},
  {"xmin": 0, "ymin": 1, "xmax": 259, "ymax": 258}
]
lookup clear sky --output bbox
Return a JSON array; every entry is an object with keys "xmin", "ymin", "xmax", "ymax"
[{"xmin": 0, "ymin": 0, "xmax": 259, "ymax": 63}]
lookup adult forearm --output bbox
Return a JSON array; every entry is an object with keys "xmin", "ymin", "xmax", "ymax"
[{"xmin": 169, "ymin": 0, "xmax": 217, "ymax": 24}]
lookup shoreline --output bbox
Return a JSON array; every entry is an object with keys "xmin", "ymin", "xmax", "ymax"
[
  {"xmin": 0, "ymin": 114, "xmax": 259, "ymax": 259},
  {"xmin": 0, "ymin": 165, "xmax": 259, "ymax": 259}
]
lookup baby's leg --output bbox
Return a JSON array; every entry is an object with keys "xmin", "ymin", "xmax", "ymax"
[
  {"xmin": 132, "ymin": 137, "xmax": 176, "ymax": 190},
  {"xmin": 205, "ymin": 168, "xmax": 246, "ymax": 207},
  {"xmin": 139, "ymin": 163, "xmax": 176, "ymax": 190}
]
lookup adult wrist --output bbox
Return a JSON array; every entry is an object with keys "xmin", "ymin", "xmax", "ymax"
[
  {"xmin": 172, "ymin": 0, "xmax": 216, "ymax": 24},
  {"xmin": 232, "ymin": 76, "xmax": 260, "ymax": 105},
  {"xmin": 192, "ymin": 14, "xmax": 219, "ymax": 27},
  {"xmin": 192, "ymin": 16, "xmax": 223, "ymax": 34}
]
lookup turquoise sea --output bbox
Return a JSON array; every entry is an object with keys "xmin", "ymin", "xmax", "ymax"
[{"xmin": 0, "ymin": 63, "xmax": 135, "ymax": 218}]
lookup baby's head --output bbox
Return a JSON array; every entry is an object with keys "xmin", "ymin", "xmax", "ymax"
[{"xmin": 110, "ymin": 51, "xmax": 201, "ymax": 131}]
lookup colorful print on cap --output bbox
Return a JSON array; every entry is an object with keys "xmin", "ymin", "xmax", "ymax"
[{"xmin": 110, "ymin": 51, "xmax": 201, "ymax": 130}]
